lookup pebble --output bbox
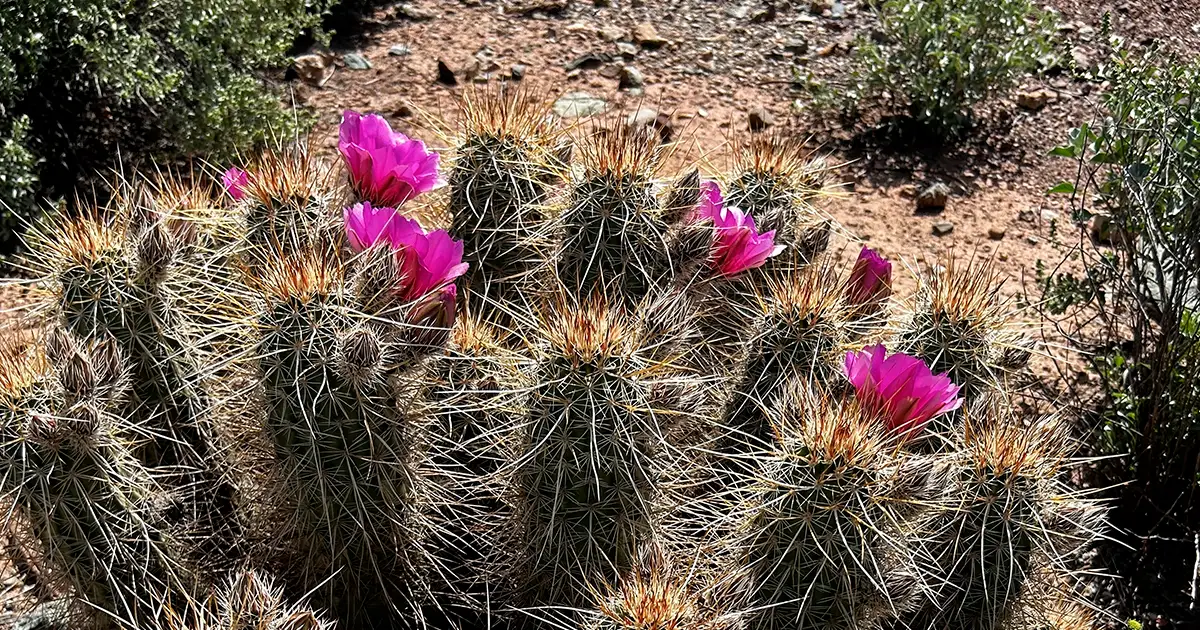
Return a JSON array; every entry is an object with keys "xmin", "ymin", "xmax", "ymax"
[
  {"xmin": 618, "ymin": 65, "xmax": 645, "ymax": 90},
  {"xmin": 632, "ymin": 23, "xmax": 667, "ymax": 47},
  {"xmin": 1041, "ymin": 209, "xmax": 1060, "ymax": 222},
  {"xmin": 510, "ymin": 64, "xmax": 528, "ymax": 81},
  {"xmin": 1017, "ymin": 88, "xmax": 1058, "ymax": 111},
  {"xmin": 599, "ymin": 26, "xmax": 628, "ymax": 42},
  {"xmin": 1019, "ymin": 209, "xmax": 1037, "ymax": 222},
  {"xmin": 932, "ymin": 221, "xmax": 955, "ymax": 236},
  {"xmin": 292, "ymin": 53, "xmax": 335, "ymax": 87},
  {"xmin": 697, "ymin": 107, "xmax": 709, "ymax": 117},
  {"xmin": 552, "ymin": 92, "xmax": 607, "ymax": 118},
  {"xmin": 748, "ymin": 107, "xmax": 774, "ymax": 131},
  {"xmin": 565, "ymin": 52, "xmax": 608, "ymax": 71},
  {"xmin": 917, "ymin": 183, "xmax": 950, "ymax": 212},
  {"xmin": 1026, "ymin": 235, "xmax": 1041, "ymax": 245},
  {"xmin": 987, "ymin": 226, "xmax": 1007, "ymax": 240},
  {"xmin": 396, "ymin": 3, "xmax": 438, "ymax": 20},
  {"xmin": 616, "ymin": 42, "xmax": 638, "ymax": 57},
  {"xmin": 388, "ymin": 45, "xmax": 412, "ymax": 57},
  {"xmin": 782, "ymin": 38, "xmax": 809, "ymax": 54},
  {"xmin": 342, "ymin": 53, "xmax": 372, "ymax": 70}
]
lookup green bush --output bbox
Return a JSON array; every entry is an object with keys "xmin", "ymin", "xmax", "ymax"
[
  {"xmin": 825, "ymin": 0, "xmax": 1054, "ymax": 137},
  {"xmin": 0, "ymin": 0, "xmax": 333, "ymax": 248},
  {"xmin": 1041, "ymin": 39, "xmax": 1200, "ymax": 625}
]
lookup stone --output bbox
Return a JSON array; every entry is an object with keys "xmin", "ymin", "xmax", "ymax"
[
  {"xmin": 626, "ymin": 108, "xmax": 673, "ymax": 142},
  {"xmin": 932, "ymin": 221, "xmax": 954, "ymax": 236},
  {"xmin": 616, "ymin": 42, "xmax": 638, "ymax": 57},
  {"xmin": 809, "ymin": 0, "xmax": 832, "ymax": 12},
  {"xmin": 388, "ymin": 44, "xmax": 412, "ymax": 56},
  {"xmin": 1019, "ymin": 209, "xmax": 1037, "ymax": 222},
  {"xmin": 292, "ymin": 53, "xmax": 335, "ymax": 87},
  {"xmin": 1071, "ymin": 46, "xmax": 1095, "ymax": 72},
  {"xmin": 599, "ymin": 25, "xmax": 628, "ymax": 41},
  {"xmin": 508, "ymin": 0, "xmax": 569, "ymax": 15},
  {"xmin": 750, "ymin": 3, "xmax": 777, "ymax": 22},
  {"xmin": 916, "ymin": 183, "xmax": 950, "ymax": 211},
  {"xmin": 1017, "ymin": 88, "xmax": 1058, "ymax": 111},
  {"xmin": 725, "ymin": 5, "xmax": 750, "ymax": 18},
  {"xmin": 830, "ymin": 0, "xmax": 845, "ymax": 17},
  {"xmin": 436, "ymin": 59, "xmax": 458, "ymax": 85},
  {"xmin": 393, "ymin": 104, "xmax": 414, "ymax": 118},
  {"xmin": 565, "ymin": 52, "xmax": 609, "ymax": 71},
  {"xmin": 553, "ymin": 92, "xmax": 607, "ymax": 118},
  {"xmin": 987, "ymin": 226, "xmax": 1007, "ymax": 240},
  {"xmin": 632, "ymin": 22, "xmax": 667, "ymax": 47},
  {"xmin": 396, "ymin": 3, "xmax": 438, "ymax": 20},
  {"xmin": 342, "ymin": 53, "xmax": 372, "ymax": 70},
  {"xmin": 618, "ymin": 65, "xmax": 645, "ymax": 90},
  {"xmin": 510, "ymin": 63, "xmax": 528, "ymax": 80},
  {"xmin": 782, "ymin": 38, "xmax": 809, "ymax": 54},
  {"xmin": 697, "ymin": 107, "xmax": 708, "ymax": 117},
  {"xmin": 1041, "ymin": 209, "xmax": 1060, "ymax": 222},
  {"xmin": 1026, "ymin": 235, "xmax": 1041, "ymax": 245},
  {"xmin": 748, "ymin": 107, "xmax": 774, "ymax": 131}
]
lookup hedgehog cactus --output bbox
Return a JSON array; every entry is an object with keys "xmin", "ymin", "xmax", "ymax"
[
  {"xmin": 449, "ymin": 87, "xmax": 566, "ymax": 321},
  {"xmin": 585, "ymin": 543, "xmax": 737, "ymax": 630},
  {"xmin": 894, "ymin": 257, "xmax": 1031, "ymax": 408},
  {"xmin": 735, "ymin": 382, "xmax": 931, "ymax": 630},
  {"xmin": 897, "ymin": 411, "xmax": 1104, "ymax": 630},
  {"xmin": 155, "ymin": 570, "xmax": 333, "ymax": 630},
  {"xmin": 721, "ymin": 135, "xmax": 832, "ymax": 264},
  {"xmin": 556, "ymin": 124, "xmax": 674, "ymax": 305},
  {"xmin": 237, "ymin": 142, "xmax": 341, "ymax": 254},
  {"xmin": 512, "ymin": 296, "xmax": 684, "ymax": 611},
  {"xmin": 0, "ymin": 332, "xmax": 186, "ymax": 629}
]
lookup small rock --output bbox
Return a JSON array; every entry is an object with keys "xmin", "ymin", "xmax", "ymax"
[
  {"xmin": 565, "ymin": 52, "xmax": 609, "ymax": 71},
  {"xmin": 748, "ymin": 107, "xmax": 774, "ymax": 131},
  {"xmin": 599, "ymin": 64, "xmax": 622, "ymax": 78},
  {"xmin": 593, "ymin": 0, "xmax": 612, "ymax": 5},
  {"xmin": 1019, "ymin": 209, "xmax": 1037, "ymax": 222},
  {"xmin": 916, "ymin": 183, "xmax": 950, "ymax": 212},
  {"xmin": 1026, "ymin": 235, "xmax": 1041, "ymax": 245},
  {"xmin": 816, "ymin": 42, "xmax": 840, "ymax": 57},
  {"xmin": 508, "ymin": 0, "xmax": 569, "ymax": 15},
  {"xmin": 782, "ymin": 38, "xmax": 809, "ymax": 54},
  {"xmin": 616, "ymin": 42, "xmax": 638, "ymax": 57},
  {"xmin": 809, "ymin": 0, "xmax": 832, "ymax": 12},
  {"xmin": 987, "ymin": 226, "xmax": 1007, "ymax": 240},
  {"xmin": 1071, "ymin": 47, "xmax": 1095, "ymax": 72},
  {"xmin": 1041, "ymin": 209, "xmax": 1060, "ymax": 222},
  {"xmin": 1017, "ymin": 88, "xmax": 1058, "ymax": 111},
  {"xmin": 553, "ymin": 92, "xmax": 607, "ymax": 118},
  {"xmin": 632, "ymin": 22, "xmax": 667, "ymax": 48},
  {"xmin": 437, "ymin": 59, "xmax": 458, "ymax": 85},
  {"xmin": 342, "ymin": 53, "xmax": 372, "ymax": 70},
  {"xmin": 388, "ymin": 44, "xmax": 412, "ymax": 56},
  {"xmin": 830, "ymin": 0, "xmax": 845, "ymax": 17},
  {"xmin": 599, "ymin": 25, "xmax": 628, "ymax": 41},
  {"xmin": 932, "ymin": 221, "xmax": 955, "ymax": 236},
  {"xmin": 750, "ymin": 3, "xmax": 777, "ymax": 22},
  {"xmin": 618, "ymin": 65, "xmax": 645, "ymax": 90},
  {"xmin": 697, "ymin": 107, "xmax": 709, "ymax": 117},
  {"xmin": 393, "ymin": 104, "xmax": 414, "ymax": 118},
  {"xmin": 626, "ymin": 108, "xmax": 673, "ymax": 142},
  {"xmin": 510, "ymin": 63, "xmax": 528, "ymax": 80},
  {"xmin": 292, "ymin": 53, "xmax": 335, "ymax": 87},
  {"xmin": 566, "ymin": 69, "xmax": 581, "ymax": 79},
  {"xmin": 725, "ymin": 4, "xmax": 750, "ymax": 18},
  {"xmin": 897, "ymin": 184, "xmax": 918, "ymax": 198},
  {"xmin": 396, "ymin": 3, "xmax": 438, "ymax": 20}
]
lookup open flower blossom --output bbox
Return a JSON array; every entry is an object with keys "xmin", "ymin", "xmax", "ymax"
[
  {"xmin": 846, "ymin": 246, "xmax": 892, "ymax": 306},
  {"xmin": 339, "ymin": 110, "xmax": 441, "ymax": 208},
  {"xmin": 344, "ymin": 203, "xmax": 468, "ymax": 304},
  {"xmin": 222, "ymin": 167, "xmax": 249, "ymax": 201},
  {"xmin": 692, "ymin": 180, "xmax": 785, "ymax": 277},
  {"xmin": 844, "ymin": 344, "xmax": 963, "ymax": 438},
  {"xmin": 344, "ymin": 202, "xmax": 418, "ymax": 252}
]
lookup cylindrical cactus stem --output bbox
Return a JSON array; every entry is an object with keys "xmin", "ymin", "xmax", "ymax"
[
  {"xmin": 449, "ymin": 86, "xmax": 566, "ymax": 324},
  {"xmin": 154, "ymin": 570, "xmax": 334, "ymax": 630},
  {"xmin": 893, "ymin": 256, "xmax": 1031, "ymax": 411},
  {"xmin": 716, "ymin": 262, "xmax": 850, "ymax": 474},
  {"xmin": 27, "ymin": 203, "xmax": 242, "ymax": 569},
  {"xmin": 512, "ymin": 295, "xmax": 683, "ymax": 612},
  {"xmin": 897, "ymin": 410, "xmax": 1105, "ymax": 630},
  {"xmin": 0, "ymin": 332, "xmax": 187, "ymax": 629},
  {"xmin": 736, "ymin": 382, "xmax": 929, "ymax": 630},
  {"xmin": 722, "ymin": 134, "xmax": 832, "ymax": 266},
  {"xmin": 236, "ymin": 142, "xmax": 342, "ymax": 258},
  {"xmin": 556, "ymin": 124, "xmax": 673, "ymax": 306},
  {"xmin": 250, "ymin": 246, "xmax": 442, "ymax": 626}
]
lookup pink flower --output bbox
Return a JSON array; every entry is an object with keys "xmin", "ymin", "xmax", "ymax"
[
  {"xmin": 222, "ymin": 167, "xmax": 249, "ymax": 201},
  {"xmin": 393, "ymin": 227, "xmax": 469, "ymax": 301},
  {"xmin": 692, "ymin": 180, "xmax": 785, "ymax": 277},
  {"xmin": 844, "ymin": 344, "xmax": 963, "ymax": 439},
  {"xmin": 339, "ymin": 110, "xmax": 441, "ymax": 208},
  {"xmin": 344, "ymin": 202, "xmax": 420, "ymax": 252},
  {"xmin": 846, "ymin": 246, "xmax": 892, "ymax": 306}
]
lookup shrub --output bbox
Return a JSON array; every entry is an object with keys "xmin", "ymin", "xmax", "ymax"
[
  {"xmin": 824, "ymin": 0, "xmax": 1054, "ymax": 137},
  {"xmin": 1041, "ymin": 39, "xmax": 1200, "ymax": 625},
  {"xmin": 0, "ymin": 0, "xmax": 332, "ymax": 249}
]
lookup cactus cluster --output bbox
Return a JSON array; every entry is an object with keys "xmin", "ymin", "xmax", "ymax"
[{"xmin": 0, "ymin": 86, "xmax": 1106, "ymax": 630}]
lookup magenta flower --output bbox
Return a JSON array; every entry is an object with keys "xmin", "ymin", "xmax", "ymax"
[
  {"xmin": 844, "ymin": 344, "xmax": 963, "ymax": 438},
  {"xmin": 222, "ymin": 167, "xmax": 249, "ymax": 201},
  {"xmin": 344, "ymin": 202, "xmax": 420, "ymax": 252},
  {"xmin": 339, "ymin": 110, "xmax": 441, "ymax": 208},
  {"xmin": 393, "ymin": 227, "xmax": 469, "ymax": 301},
  {"xmin": 692, "ymin": 180, "xmax": 784, "ymax": 277},
  {"xmin": 846, "ymin": 246, "xmax": 892, "ymax": 306}
]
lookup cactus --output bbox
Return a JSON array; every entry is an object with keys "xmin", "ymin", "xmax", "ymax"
[
  {"xmin": 25, "ymin": 201, "xmax": 242, "ymax": 570},
  {"xmin": 0, "ymin": 331, "xmax": 187, "ymax": 629},
  {"xmin": 556, "ymin": 124, "xmax": 674, "ymax": 306},
  {"xmin": 896, "ymin": 409, "xmax": 1104, "ymax": 630},
  {"xmin": 246, "ymin": 245, "xmax": 443, "ymax": 626},
  {"xmin": 511, "ymin": 296, "xmax": 684, "ymax": 612},
  {"xmin": 236, "ymin": 142, "xmax": 341, "ymax": 256},
  {"xmin": 893, "ymin": 256, "xmax": 1032, "ymax": 408},
  {"xmin": 734, "ymin": 382, "xmax": 926, "ymax": 630},
  {"xmin": 155, "ymin": 570, "xmax": 333, "ymax": 630},
  {"xmin": 721, "ymin": 135, "xmax": 832, "ymax": 264},
  {"xmin": 716, "ymin": 262, "xmax": 851, "ymax": 472},
  {"xmin": 448, "ymin": 87, "xmax": 566, "ymax": 323}
]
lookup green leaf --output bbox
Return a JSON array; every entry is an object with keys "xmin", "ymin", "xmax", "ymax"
[{"xmin": 1047, "ymin": 181, "xmax": 1076, "ymax": 194}]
